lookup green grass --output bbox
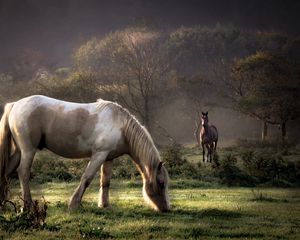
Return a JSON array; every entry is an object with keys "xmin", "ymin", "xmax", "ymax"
[
  {"xmin": 1, "ymin": 142, "xmax": 299, "ymax": 239},
  {"xmin": 1, "ymin": 179, "xmax": 300, "ymax": 239}
]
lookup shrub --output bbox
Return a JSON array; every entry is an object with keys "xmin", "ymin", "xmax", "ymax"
[
  {"xmin": 112, "ymin": 156, "xmax": 139, "ymax": 179},
  {"xmin": 32, "ymin": 154, "xmax": 75, "ymax": 183},
  {"xmin": 240, "ymin": 149, "xmax": 299, "ymax": 186},
  {"xmin": 0, "ymin": 198, "xmax": 48, "ymax": 231},
  {"xmin": 215, "ymin": 154, "xmax": 256, "ymax": 186},
  {"xmin": 161, "ymin": 143, "xmax": 199, "ymax": 179}
]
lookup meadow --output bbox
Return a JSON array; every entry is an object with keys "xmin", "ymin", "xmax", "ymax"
[{"xmin": 1, "ymin": 142, "xmax": 300, "ymax": 239}]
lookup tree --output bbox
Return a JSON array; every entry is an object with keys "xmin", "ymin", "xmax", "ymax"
[
  {"xmin": 31, "ymin": 69, "xmax": 104, "ymax": 103},
  {"xmin": 230, "ymin": 51, "xmax": 300, "ymax": 141},
  {"xmin": 73, "ymin": 28, "xmax": 172, "ymax": 130},
  {"xmin": 4, "ymin": 49, "xmax": 52, "ymax": 82},
  {"xmin": 166, "ymin": 25, "xmax": 248, "ymax": 133}
]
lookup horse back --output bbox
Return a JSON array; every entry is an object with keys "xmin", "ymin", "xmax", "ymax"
[{"xmin": 9, "ymin": 95, "xmax": 123, "ymax": 158}]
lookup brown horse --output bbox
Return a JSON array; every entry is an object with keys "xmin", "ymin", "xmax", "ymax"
[
  {"xmin": 0, "ymin": 95, "xmax": 170, "ymax": 212},
  {"xmin": 196, "ymin": 112, "xmax": 218, "ymax": 162}
]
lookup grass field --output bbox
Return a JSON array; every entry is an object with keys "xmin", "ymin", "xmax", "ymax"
[
  {"xmin": 1, "ymin": 179, "xmax": 300, "ymax": 240},
  {"xmin": 1, "ymin": 142, "xmax": 300, "ymax": 239}
]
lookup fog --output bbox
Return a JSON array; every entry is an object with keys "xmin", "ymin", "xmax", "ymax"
[{"xmin": 1, "ymin": 0, "xmax": 300, "ymax": 145}]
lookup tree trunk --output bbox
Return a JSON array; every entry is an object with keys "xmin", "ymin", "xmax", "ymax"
[
  {"xmin": 261, "ymin": 121, "xmax": 268, "ymax": 141},
  {"xmin": 281, "ymin": 122, "xmax": 286, "ymax": 142}
]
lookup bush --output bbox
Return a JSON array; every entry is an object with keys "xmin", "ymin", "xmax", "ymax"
[
  {"xmin": 161, "ymin": 143, "xmax": 199, "ymax": 179},
  {"xmin": 236, "ymin": 139, "xmax": 295, "ymax": 152},
  {"xmin": 240, "ymin": 149, "xmax": 299, "ymax": 186},
  {"xmin": 28, "ymin": 140, "xmax": 299, "ymax": 187},
  {"xmin": 32, "ymin": 154, "xmax": 75, "ymax": 183},
  {"xmin": 215, "ymin": 154, "xmax": 256, "ymax": 186},
  {"xmin": 0, "ymin": 198, "xmax": 48, "ymax": 231},
  {"xmin": 112, "ymin": 156, "xmax": 139, "ymax": 179}
]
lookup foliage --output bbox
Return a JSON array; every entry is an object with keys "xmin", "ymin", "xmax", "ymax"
[
  {"xmin": 73, "ymin": 27, "xmax": 173, "ymax": 128},
  {"xmin": 112, "ymin": 156, "xmax": 139, "ymax": 180},
  {"xmin": 0, "ymin": 198, "xmax": 48, "ymax": 231},
  {"xmin": 215, "ymin": 153, "xmax": 256, "ymax": 187},
  {"xmin": 240, "ymin": 150, "xmax": 298, "ymax": 186},
  {"xmin": 29, "ymin": 140, "xmax": 300, "ymax": 188},
  {"xmin": 31, "ymin": 70, "xmax": 103, "ymax": 103},
  {"xmin": 1, "ymin": 25, "xmax": 299, "ymax": 142},
  {"xmin": 161, "ymin": 143, "xmax": 199, "ymax": 179},
  {"xmin": 222, "ymin": 140, "xmax": 300, "ymax": 187},
  {"xmin": 230, "ymin": 51, "xmax": 300, "ymax": 139},
  {"xmin": 32, "ymin": 154, "xmax": 76, "ymax": 183}
]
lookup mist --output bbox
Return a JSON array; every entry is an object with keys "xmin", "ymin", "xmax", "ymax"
[{"xmin": 0, "ymin": 0, "xmax": 300, "ymax": 144}]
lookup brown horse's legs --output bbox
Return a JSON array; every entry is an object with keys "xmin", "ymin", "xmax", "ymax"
[
  {"xmin": 98, "ymin": 160, "xmax": 113, "ymax": 208},
  {"xmin": 17, "ymin": 150, "xmax": 35, "ymax": 210},
  {"xmin": 69, "ymin": 151, "xmax": 108, "ymax": 209},
  {"xmin": 209, "ymin": 143, "xmax": 213, "ymax": 162},
  {"xmin": 205, "ymin": 143, "xmax": 210, "ymax": 162},
  {"xmin": 202, "ymin": 143, "xmax": 205, "ymax": 162},
  {"xmin": 212, "ymin": 141, "xmax": 218, "ymax": 161}
]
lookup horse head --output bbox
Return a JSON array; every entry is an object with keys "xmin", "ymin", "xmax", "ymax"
[
  {"xmin": 201, "ymin": 111, "xmax": 208, "ymax": 126},
  {"xmin": 143, "ymin": 162, "xmax": 170, "ymax": 212}
]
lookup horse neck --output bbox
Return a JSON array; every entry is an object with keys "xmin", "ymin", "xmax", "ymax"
[
  {"xmin": 202, "ymin": 122, "xmax": 209, "ymax": 133},
  {"xmin": 124, "ymin": 117, "xmax": 160, "ymax": 182}
]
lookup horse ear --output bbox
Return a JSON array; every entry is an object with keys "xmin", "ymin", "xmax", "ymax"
[
  {"xmin": 202, "ymin": 112, "xmax": 205, "ymax": 115},
  {"xmin": 206, "ymin": 111, "xmax": 208, "ymax": 115}
]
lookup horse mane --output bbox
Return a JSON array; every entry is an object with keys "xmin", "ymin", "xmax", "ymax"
[
  {"xmin": 96, "ymin": 99, "xmax": 161, "ymax": 181},
  {"xmin": 124, "ymin": 116, "xmax": 161, "ymax": 175}
]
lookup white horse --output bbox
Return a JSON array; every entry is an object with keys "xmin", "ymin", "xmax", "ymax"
[{"xmin": 0, "ymin": 95, "xmax": 170, "ymax": 212}]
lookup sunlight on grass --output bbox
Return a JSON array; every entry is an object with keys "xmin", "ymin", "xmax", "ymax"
[{"xmin": 2, "ymin": 180, "xmax": 300, "ymax": 240}]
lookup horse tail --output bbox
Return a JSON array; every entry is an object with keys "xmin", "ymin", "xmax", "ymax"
[{"xmin": 0, "ymin": 102, "xmax": 14, "ymax": 204}]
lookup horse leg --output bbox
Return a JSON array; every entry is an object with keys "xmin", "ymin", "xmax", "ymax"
[
  {"xmin": 209, "ymin": 143, "xmax": 213, "ymax": 162},
  {"xmin": 98, "ymin": 160, "xmax": 113, "ymax": 208},
  {"xmin": 69, "ymin": 151, "xmax": 109, "ymax": 209},
  {"xmin": 17, "ymin": 150, "xmax": 36, "ymax": 210},
  {"xmin": 214, "ymin": 140, "xmax": 218, "ymax": 152},
  {"xmin": 213, "ymin": 140, "xmax": 218, "ymax": 161},
  {"xmin": 6, "ymin": 148, "xmax": 21, "ymax": 177},
  {"xmin": 205, "ymin": 143, "xmax": 210, "ymax": 163},
  {"xmin": 202, "ymin": 143, "xmax": 205, "ymax": 162}
]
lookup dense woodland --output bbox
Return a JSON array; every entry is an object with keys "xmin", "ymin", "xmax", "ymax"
[{"xmin": 0, "ymin": 25, "xmax": 300, "ymax": 143}]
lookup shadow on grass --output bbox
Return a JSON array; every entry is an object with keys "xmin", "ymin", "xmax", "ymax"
[
  {"xmin": 169, "ymin": 207, "xmax": 244, "ymax": 220},
  {"xmin": 67, "ymin": 201, "xmax": 246, "ymax": 221},
  {"xmin": 175, "ymin": 226, "xmax": 265, "ymax": 239},
  {"xmin": 44, "ymin": 202, "xmax": 267, "ymax": 239}
]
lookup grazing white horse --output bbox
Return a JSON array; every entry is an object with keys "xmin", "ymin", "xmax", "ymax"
[{"xmin": 0, "ymin": 95, "xmax": 170, "ymax": 212}]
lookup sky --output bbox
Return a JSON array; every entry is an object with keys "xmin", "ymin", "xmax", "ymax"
[{"xmin": 1, "ymin": 0, "xmax": 300, "ymax": 68}]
